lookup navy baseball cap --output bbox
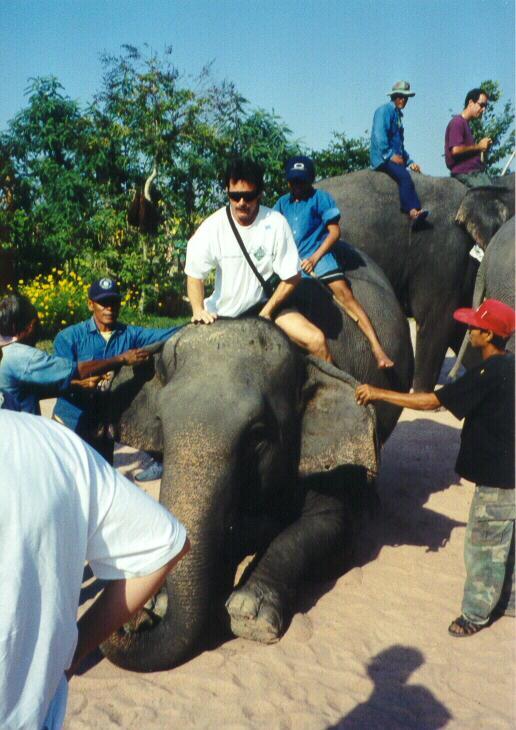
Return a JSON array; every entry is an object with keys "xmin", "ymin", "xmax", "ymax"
[
  {"xmin": 88, "ymin": 277, "xmax": 122, "ymax": 302},
  {"xmin": 286, "ymin": 156, "xmax": 316, "ymax": 183}
]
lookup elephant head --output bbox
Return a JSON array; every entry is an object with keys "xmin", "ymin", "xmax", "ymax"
[
  {"xmin": 100, "ymin": 319, "xmax": 378, "ymax": 671},
  {"xmin": 455, "ymin": 175, "xmax": 515, "ymax": 249}
]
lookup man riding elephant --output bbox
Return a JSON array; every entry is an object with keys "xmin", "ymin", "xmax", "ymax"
[
  {"xmin": 185, "ymin": 157, "xmax": 333, "ymax": 363},
  {"xmin": 445, "ymin": 87, "xmax": 493, "ymax": 188},
  {"xmin": 370, "ymin": 81, "xmax": 429, "ymax": 228}
]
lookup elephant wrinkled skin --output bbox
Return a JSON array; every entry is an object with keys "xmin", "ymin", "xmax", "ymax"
[{"xmin": 100, "ymin": 253, "xmax": 413, "ymax": 672}]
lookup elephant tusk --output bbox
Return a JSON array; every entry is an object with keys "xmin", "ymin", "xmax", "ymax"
[
  {"xmin": 448, "ymin": 334, "xmax": 470, "ymax": 380},
  {"xmin": 144, "ymin": 166, "xmax": 158, "ymax": 202}
]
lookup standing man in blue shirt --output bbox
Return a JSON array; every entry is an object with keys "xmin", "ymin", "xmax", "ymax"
[
  {"xmin": 275, "ymin": 156, "xmax": 394, "ymax": 368},
  {"xmin": 370, "ymin": 81, "xmax": 429, "ymax": 227},
  {"xmin": 0, "ymin": 293, "xmax": 147, "ymax": 415},
  {"xmin": 53, "ymin": 277, "xmax": 182, "ymax": 473}
]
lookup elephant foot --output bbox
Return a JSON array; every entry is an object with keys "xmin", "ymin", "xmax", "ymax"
[{"xmin": 225, "ymin": 581, "xmax": 285, "ymax": 644}]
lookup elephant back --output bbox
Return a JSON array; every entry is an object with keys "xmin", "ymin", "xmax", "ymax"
[{"xmin": 316, "ymin": 170, "xmax": 469, "ymax": 297}]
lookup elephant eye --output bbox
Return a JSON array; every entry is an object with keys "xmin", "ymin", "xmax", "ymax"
[{"xmin": 247, "ymin": 422, "xmax": 268, "ymax": 452}]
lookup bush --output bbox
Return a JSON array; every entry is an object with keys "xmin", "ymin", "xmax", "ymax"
[{"xmin": 16, "ymin": 270, "xmax": 133, "ymax": 338}]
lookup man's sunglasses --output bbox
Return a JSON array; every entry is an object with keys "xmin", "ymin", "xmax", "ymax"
[
  {"xmin": 478, "ymin": 102, "xmax": 488, "ymax": 109},
  {"xmin": 228, "ymin": 190, "xmax": 260, "ymax": 202}
]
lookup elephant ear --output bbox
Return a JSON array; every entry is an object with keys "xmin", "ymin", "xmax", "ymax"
[
  {"xmin": 299, "ymin": 357, "xmax": 379, "ymax": 481},
  {"xmin": 106, "ymin": 350, "xmax": 165, "ymax": 452},
  {"xmin": 455, "ymin": 186, "xmax": 512, "ymax": 249}
]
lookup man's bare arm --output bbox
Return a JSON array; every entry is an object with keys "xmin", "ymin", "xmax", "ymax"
[
  {"xmin": 259, "ymin": 273, "xmax": 301, "ymax": 320},
  {"xmin": 187, "ymin": 276, "xmax": 217, "ymax": 324},
  {"xmin": 355, "ymin": 384, "xmax": 441, "ymax": 410},
  {"xmin": 76, "ymin": 349, "xmax": 150, "ymax": 379},
  {"xmin": 451, "ymin": 137, "xmax": 492, "ymax": 157},
  {"xmin": 67, "ymin": 538, "xmax": 190, "ymax": 677}
]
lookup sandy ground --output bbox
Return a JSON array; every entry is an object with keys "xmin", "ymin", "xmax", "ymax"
[{"xmin": 40, "ymin": 353, "xmax": 515, "ymax": 730}]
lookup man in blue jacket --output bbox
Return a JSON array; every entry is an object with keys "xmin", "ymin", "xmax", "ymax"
[
  {"xmin": 370, "ymin": 81, "xmax": 429, "ymax": 227},
  {"xmin": 53, "ymin": 277, "xmax": 182, "ymax": 473}
]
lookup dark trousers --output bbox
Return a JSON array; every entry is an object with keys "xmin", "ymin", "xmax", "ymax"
[{"xmin": 377, "ymin": 161, "xmax": 421, "ymax": 213}]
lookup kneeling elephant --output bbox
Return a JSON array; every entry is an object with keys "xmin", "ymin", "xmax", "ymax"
[{"xmin": 101, "ymin": 256, "xmax": 412, "ymax": 672}]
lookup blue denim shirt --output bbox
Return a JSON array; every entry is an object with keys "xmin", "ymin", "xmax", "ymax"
[
  {"xmin": 370, "ymin": 101, "xmax": 413, "ymax": 169},
  {"xmin": 53, "ymin": 318, "xmax": 181, "ymax": 431},
  {"xmin": 0, "ymin": 343, "xmax": 76, "ymax": 414}
]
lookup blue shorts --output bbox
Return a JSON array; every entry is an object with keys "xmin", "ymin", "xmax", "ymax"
[{"xmin": 301, "ymin": 250, "xmax": 345, "ymax": 283}]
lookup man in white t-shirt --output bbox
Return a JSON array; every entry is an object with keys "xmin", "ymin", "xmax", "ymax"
[
  {"xmin": 185, "ymin": 158, "xmax": 332, "ymax": 361},
  {"xmin": 0, "ymin": 411, "xmax": 189, "ymax": 730}
]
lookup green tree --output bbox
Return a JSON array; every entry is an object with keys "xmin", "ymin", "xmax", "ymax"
[
  {"xmin": 0, "ymin": 45, "xmax": 310, "ymax": 312},
  {"xmin": 1, "ymin": 77, "xmax": 99, "ymax": 274},
  {"xmin": 205, "ymin": 80, "xmax": 301, "ymax": 204},
  {"xmin": 470, "ymin": 80, "xmax": 515, "ymax": 174},
  {"xmin": 86, "ymin": 44, "xmax": 224, "ymax": 310},
  {"xmin": 311, "ymin": 131, "xmax": 369, "ymax": 180}
]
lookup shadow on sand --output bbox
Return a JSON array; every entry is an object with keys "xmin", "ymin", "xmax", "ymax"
[{"xmin": 327, "ymin": 645, "xmax": 452, "ymax": 729}]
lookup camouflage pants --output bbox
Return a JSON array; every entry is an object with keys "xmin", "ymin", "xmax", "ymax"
[{"xmin": 462, "ymin": 486, "xmax": 515, "ymax": 625}]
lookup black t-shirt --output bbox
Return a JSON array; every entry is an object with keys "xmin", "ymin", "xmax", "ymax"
[{"xmin": 437, "ymin": 353, "xmax": 515, "ymax": 488}]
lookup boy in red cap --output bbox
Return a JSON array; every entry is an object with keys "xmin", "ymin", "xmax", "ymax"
[{"xmin": 355, "ymin": 299, "xmax": 515, "ymax": 637}]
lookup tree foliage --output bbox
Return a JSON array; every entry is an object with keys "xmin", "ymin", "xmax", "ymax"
[
  {"xmin": 470, "ymin": 80, "xmax": 515, "ymax": 174},
  {"xmin": 6, "ymin": 45, "xmax": 477, "ymax": 312},
  {"xmin": 311, "ymin": 132, "xmax": 369, "ymax": 181}
]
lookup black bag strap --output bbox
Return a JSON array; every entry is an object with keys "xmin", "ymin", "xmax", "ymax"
[{"xmin": 225, "ymin": 206, "xmax": 272, "ymax": 297}]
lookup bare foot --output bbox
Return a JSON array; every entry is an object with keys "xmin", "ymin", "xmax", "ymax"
[{"xmin": 373, "ymin": 347, "xmax": 394, "ymax": 369}]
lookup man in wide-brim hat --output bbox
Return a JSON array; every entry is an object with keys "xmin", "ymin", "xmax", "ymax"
[{"xmin": 370, "ymin": 80, "xmax": 429, "ymax": 228}]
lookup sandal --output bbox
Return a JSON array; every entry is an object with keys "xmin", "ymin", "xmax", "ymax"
[{"xmin": 448, "ymin": 615, "xmax": 485, "ymax": 638}]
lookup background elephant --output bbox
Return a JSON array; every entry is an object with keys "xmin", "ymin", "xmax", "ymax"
[
  {"xmin": 99, "ymin": 254, "xmax": 413, "ymax": 672},
  {"xmin": 459, "ymin": 217, "xmax": 515, "ymax": 369},
  {"xmin": 318, "ymin": 170, "xmax": 514, "ymax": 390}
]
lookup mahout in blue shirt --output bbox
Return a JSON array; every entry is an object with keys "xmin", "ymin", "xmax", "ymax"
[{"xmin": 53, "ymin": 317, "xmax": 181, "ymax": 430}]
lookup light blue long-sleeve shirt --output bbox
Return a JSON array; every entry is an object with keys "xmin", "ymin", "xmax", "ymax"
[
  {"xmin": 0, "ymin": 342, "xmax": 76, "ymax": 414},
  {"xmin": 370, "ymin": 101, "xmax": 413, "ymax": 169}
]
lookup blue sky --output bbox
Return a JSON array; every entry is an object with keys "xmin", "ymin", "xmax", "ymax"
[{"xmin": 1, "ymin": 0, "xmax": 514, "ymax": 175}]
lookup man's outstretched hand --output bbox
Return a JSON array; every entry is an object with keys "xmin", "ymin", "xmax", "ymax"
[{"xmin": 119, "ymin": 348, "xmax": 151, "ymax": 366}]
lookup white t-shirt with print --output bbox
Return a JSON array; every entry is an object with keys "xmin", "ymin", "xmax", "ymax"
[
  {"xmin": 185, "ymin": 205, "xmax": 300, "ymax": 317},
  {"xmin": 0, "ymin": 411, "xmax": 187, "ymax": 730}
]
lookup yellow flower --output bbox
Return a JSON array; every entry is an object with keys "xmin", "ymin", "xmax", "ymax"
[{"xmin": 61, "ymin": 320, "xmax": 67, "ymax": 325}]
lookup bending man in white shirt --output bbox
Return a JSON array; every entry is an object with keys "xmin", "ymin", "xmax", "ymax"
[
  {"xmin": 185, "ymin": 157, "xmax": 332, "ymax": 362},
  {"xmin": 0, "ymin": 411, "xmax": 189, "ymax": 730}
]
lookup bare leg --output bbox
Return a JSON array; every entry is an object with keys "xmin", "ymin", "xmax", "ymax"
[
  {"xmin": 274, "ymin": 311, "xmax": 332, "ymax": 363},
  {"xmin": 328, "ymin": 280, "xmax": 394, "ymax": 368}
]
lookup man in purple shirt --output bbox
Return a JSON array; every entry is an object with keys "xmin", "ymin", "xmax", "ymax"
[{"xmin": 444, "ymin": 88, "xmax": 493, "ymax": 187}]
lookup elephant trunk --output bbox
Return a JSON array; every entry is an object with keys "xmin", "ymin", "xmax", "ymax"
[{"xmin": 102, "ymin": 425, "xmax": 235, "ymax": 672}]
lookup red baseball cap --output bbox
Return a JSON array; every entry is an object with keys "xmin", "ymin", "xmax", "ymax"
[{"xmin": 454, "ymin": 299, "xmax": 516, "ymax": 338}]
